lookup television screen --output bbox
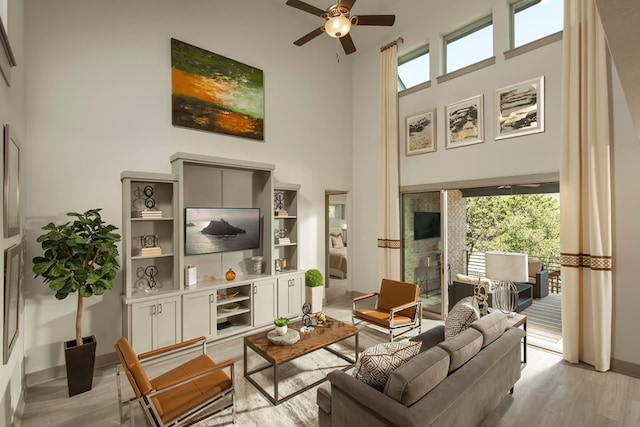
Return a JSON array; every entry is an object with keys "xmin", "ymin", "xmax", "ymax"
[
  {"xmin": 414, "ymin": 211, "xmax": 441, "ymax": 240},
  {"xmin": 185, "ymin": 207, "xmax": 260, "ymax": 255}
]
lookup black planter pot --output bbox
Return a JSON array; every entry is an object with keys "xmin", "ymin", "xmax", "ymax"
[{"xmin": 64, "ymin": 335, "xmax": 97, "ymax": 397}]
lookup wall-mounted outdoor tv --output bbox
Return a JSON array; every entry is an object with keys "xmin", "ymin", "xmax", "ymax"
[
  {"xmin": 185, "ymin": 207, "xmax": 260, "ymax": 255},
  {"xmin": 414, "ymin": 211, "xmax": 441, "ymax": 240}
]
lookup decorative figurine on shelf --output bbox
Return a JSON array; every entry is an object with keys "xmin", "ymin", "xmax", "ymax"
[
  {"xmin": 300, "ymin": 302, "xmax": 314, "ymax": 333},
  {"xmin": 143, "ymin": 185, "xmax": 156, "ymax": 210},
  {"xmin": 145, "ymin": 265, "xmax": 159, "ymax": 291},
  {"xmin": 274, "ymin": 191, "xmax": 285, "ymax": 214},
  {"xmin": 225, "ymin": 268, "xmax": 236, "ymax": 281}
]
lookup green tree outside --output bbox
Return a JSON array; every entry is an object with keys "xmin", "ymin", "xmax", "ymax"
[{"xmin": 466, "ymin": 194, "xmax": 560, "ymax": 261}]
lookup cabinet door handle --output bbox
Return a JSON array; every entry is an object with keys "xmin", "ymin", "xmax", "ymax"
[
  {"xmin": 210, "ymin": 294, "xmax": 214, "ymax": 303},
  {"xmin": 151, "ymin": 305, "xmax": 156, "ymax": 315},
  {"xmin": 254, "ymin": 287, "xmax": 258, "ymax": 295},
  {"xmin": 158, "ymin": 304, "xmax": 163, "ymax": 314}
]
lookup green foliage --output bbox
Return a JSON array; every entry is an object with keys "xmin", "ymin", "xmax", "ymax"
[
  {"xmin": 305, "ymin": 268, "xmax": 324, "ymax": 287},
  {"xmin": 466, "ymin": 194, "xmax": 560, "ymax": 259},
  {"xmin": 32, "ymin": 208, "xmax": 121, "ymax": 344},
  {"xmin": 274, "ymin": 317, "xmax": 289, "ymax": 327}
]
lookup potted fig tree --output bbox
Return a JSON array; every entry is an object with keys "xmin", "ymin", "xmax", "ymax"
[
  {"xmin": 32, "ymin": 208, "xmax": 120, "ymax": 396},
  {"xmin": 305, "ymin": 268, "xmax": 324, "ymax": 313}
]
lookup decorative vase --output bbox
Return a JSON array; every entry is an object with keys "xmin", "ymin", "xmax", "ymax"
[
  {"xmin": 305, "ymin": 285, "xmax": 324, "ymax": 313},
  {"xmin": 225, "ymin": 268, "xmax": 236, "ymax": 281},
  {"xmin": 275, "ymin": 325, "xmax": 287, "ymax": 336},
  {"xmin": 64, "ymin": 335, "xmax": 97, "ymax": 396}
]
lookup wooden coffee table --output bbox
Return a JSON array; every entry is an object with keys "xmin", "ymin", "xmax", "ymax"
[{"xmin": 243, "ymin": 316, "xmax": 359, "ymax": 405}]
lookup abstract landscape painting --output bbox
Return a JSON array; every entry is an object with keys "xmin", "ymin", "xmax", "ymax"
[
  {"xmin": 445, "ymin": 94, "xmax": 484, "ymax": 149},
  {"xmin": 171, "ymin": 38, "xmax": 264, "ymax": 140},
  {"xmin": 495, "ymin": 76, "xmax": 544, "ymax": 140},
  {"xmin": 406, "ymin": 108, "xmax": 436, "ymax": 156}
]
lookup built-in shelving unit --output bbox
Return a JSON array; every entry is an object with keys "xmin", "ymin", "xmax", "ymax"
[{"xmin": 120, "ymin": 154, "xmax": 304, "ymax": 353}]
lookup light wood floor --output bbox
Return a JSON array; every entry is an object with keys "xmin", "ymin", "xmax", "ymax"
[{"xmin": 18, "ymin": 294, "xmax": 640, "ymax": 426}]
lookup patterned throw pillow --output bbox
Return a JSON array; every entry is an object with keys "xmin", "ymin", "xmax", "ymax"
[
  {"xmin": 352, "ymin": 341, "xmax": 422, "ymax": 391},
  {"xmin": 444, "ymin": 296, "xmax": 480, "ymax": 340}
]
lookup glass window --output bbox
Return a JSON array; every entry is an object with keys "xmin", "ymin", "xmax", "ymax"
[
  {"xmin": 398, "ymin": 46, "xmax": 430, "ymax": 92},
  {"xmin": 512, "ymin": 0, "xmax": 564, "ymax": 48},
  {"xmin": 444, "ymin": 16, "xmax": 493, "ymax": 74}
]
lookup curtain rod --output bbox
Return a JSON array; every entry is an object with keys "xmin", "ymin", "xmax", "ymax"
[{"xmin": 380, "ymin": 37, "xmax": 404, "ymax": 52}]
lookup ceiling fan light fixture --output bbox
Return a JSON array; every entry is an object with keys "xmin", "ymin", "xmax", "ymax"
[{"xmin": 324, "ymin": 14, "xmax": 351, "ymax": 38}]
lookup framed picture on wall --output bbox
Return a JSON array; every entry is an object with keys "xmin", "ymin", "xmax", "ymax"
[
  {"xmin": 495, "ymin": 76, "xmax": 545, "ymax": 140},
  {"xmin": 4, "ymin": 242, "xmax": 21, "ymax": 364},
  {"xmin": 406, "ymin": 108, "xmax": 437, "ymax": 156},
  {"xmin": 3, "ymin": 124, "xmax": 20, "ymax": 237},
  {"xmin": 445, "ymin": 94, "xmax": 484, "ymax": 149},
  {"xmin": 0, "ymin": 9, "xmax": 16, "ymax": 86}
]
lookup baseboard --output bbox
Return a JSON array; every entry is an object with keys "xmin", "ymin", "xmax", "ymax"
[
  {"xmin": 611, "ymin": 358, "xmax": 640, "ymax": 379},
  {"xmin": 26, "ymin": 351, "xmax": 119, "ymax": 387}
]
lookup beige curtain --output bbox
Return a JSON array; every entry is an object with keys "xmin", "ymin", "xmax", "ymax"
[
  {"xmin": 560, "ymin": 0, "xmax": 613, "ymax": 372},
  {"xmin": 377, "ymin": 45, "xmax": 401, "ymax": 281}
]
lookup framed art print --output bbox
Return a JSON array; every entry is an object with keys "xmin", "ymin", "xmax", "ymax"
[
  {"xmin": 495, "ymin": 76, "xmax": 545, "ymax": 140},
  {"xmin": 3, "ymin": 124, "xmax": 19, "ymax": 237},
  {"xmin": 3, "ymin": 242, "xmax": 21, "ymax": 364},
  {"xmin": 445, "ymin": 94, "xmax": 484, "ymax": 149},
  {"xmin": 406, "ymin": 108, "xmax": 437, "ymax": 156}
]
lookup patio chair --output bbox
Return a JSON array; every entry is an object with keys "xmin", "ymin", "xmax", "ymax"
[
  {"xmin": 352, "ymin": 278, "xmax": 422, "ymax": 341},
  {"xmin": 115, "ymin": 336, "xmax": 235, "ymax": 426}
]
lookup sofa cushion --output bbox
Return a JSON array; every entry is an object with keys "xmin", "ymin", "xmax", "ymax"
[
  {"xmin": 317, "ymin": 382, "xmax": 332, "ymax": 414},
  {"xmin": 444, "ymin": 296, "xmax": 480, "ymax": 340},
  {"xmin": 470, "ymin": 311, "xmax": 507, "ymax": 347},
  {"xmin": 352, "ymin": 341, "xmax": 422, "ymax": 391},
  {"xmin": 437, "ymin": 327, "xmax": 483, "ymax": 372},
  {"xmin": 384, "ymin": 346, "xmax": 450, "ymax": 406},
  {"xmin": 410, "ymin": 325, "xmax": 445, "ymax": 352}
]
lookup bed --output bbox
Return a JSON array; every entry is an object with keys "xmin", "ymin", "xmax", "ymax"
[{"xmin": 329, "ymin": 233, "xmax": 347, "ymax": 278}]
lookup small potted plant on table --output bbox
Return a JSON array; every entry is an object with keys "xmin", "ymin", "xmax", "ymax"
[
  {"xmin": 305, "ymin": 268, "xmax": 324, "ymax": 313},
  {"xmin": 274, "ymin": 317, "xmax": 289, "ymax": 336}
]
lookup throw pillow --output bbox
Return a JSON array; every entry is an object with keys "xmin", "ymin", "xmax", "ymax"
[
  {"xmin": 444, "ymin": 296, "xmax": 480, "ymax": 341},
  {"xmin": 352, "ymin": 341, "xmax": 422, "ymax": 391},
  {"xmin": 330, "ymin": 233, "xmax": 345, "ymax": 249}
]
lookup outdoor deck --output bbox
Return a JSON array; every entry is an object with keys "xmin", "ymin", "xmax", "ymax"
[{"xmin": 521, "ymin": 292, "xmax": 563, "ymax": 353}]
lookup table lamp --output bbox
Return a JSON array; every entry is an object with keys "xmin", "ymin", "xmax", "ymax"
[{"xmin": 485, "ymin": 251, "xmax": 528, "ymax": 315}]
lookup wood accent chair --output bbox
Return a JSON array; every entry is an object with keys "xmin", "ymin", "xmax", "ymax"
[
  {"xmin": 352, "ymin": 278, "xmax": 422, "ymax": 342},
  {"xmin": 115, "ymin": 336, "xmax": 235, "ymax": 426}
]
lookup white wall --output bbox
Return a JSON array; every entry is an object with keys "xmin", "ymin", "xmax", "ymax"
[
  {"xmin": 0, "ymin": 0, "xmax": 26, "ymax": 417},
  {"xmin": 351, "ymin": 0, "xmax": 640, "ymax": 367},
  {"xmin": 23, "ymin": 0, "xmax": 352, "ymax": 375}
]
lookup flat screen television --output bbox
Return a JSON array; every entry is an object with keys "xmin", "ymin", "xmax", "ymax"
[
  {"xmin": 185, "ymin": 207, "xmax": 260, "ymax": 255},
  {"xmin": 414, "ymin": 211, "xmax": 441, "ymax": 240}
]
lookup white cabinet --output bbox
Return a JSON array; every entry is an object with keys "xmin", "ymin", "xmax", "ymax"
[
  {"xmin": 129, "ymin": 296, "xmax": 181, "ymax": 354},
  {"xmin": 253, "ymin": 278, "xmax": 276, "ymax": 327},
  {"xmin": 182, "ymin": 291, "xmax": 216, "ymax": 341},
  {"xmin": 277, "ymin": 273, "xmax": 304, "ymax": 319}
]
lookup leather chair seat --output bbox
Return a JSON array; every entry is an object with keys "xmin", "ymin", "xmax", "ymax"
[{"xmin": 354, "ymin": 308, "xmax": 414, "ymax": 326}]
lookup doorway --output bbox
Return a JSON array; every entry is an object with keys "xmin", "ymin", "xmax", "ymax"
[{"xmin": 325, "ymin": 191, "xmax": 349, "ymax": 302}]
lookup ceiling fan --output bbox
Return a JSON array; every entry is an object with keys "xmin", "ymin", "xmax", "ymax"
[{"xmin": 286, "ymin": 0, "xmax": 396, "ymax": 55}]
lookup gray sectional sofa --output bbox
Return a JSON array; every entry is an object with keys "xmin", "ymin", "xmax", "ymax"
[{"xmin": 317, "ymin": 311, "xmax": 525, "ymax": 427}]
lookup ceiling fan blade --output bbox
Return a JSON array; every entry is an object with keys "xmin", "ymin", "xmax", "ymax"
[
  {"xmin": 285, "ymin": 0, "xmax": 325, "ymax": 17},
  {"xmin": 339, "ymin": 0, "xmax": 356, "ymax": 11},
  {"xmin": 294, "ymin": 27, "xmax": 325, "ymax": 46},
  {"xmin": 354, "ymin": 15, "xmax": 396, "ymax": 26},
  {"xmin": 340, "ymin": 33, "xmax": 357, "ymax": 55}
]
